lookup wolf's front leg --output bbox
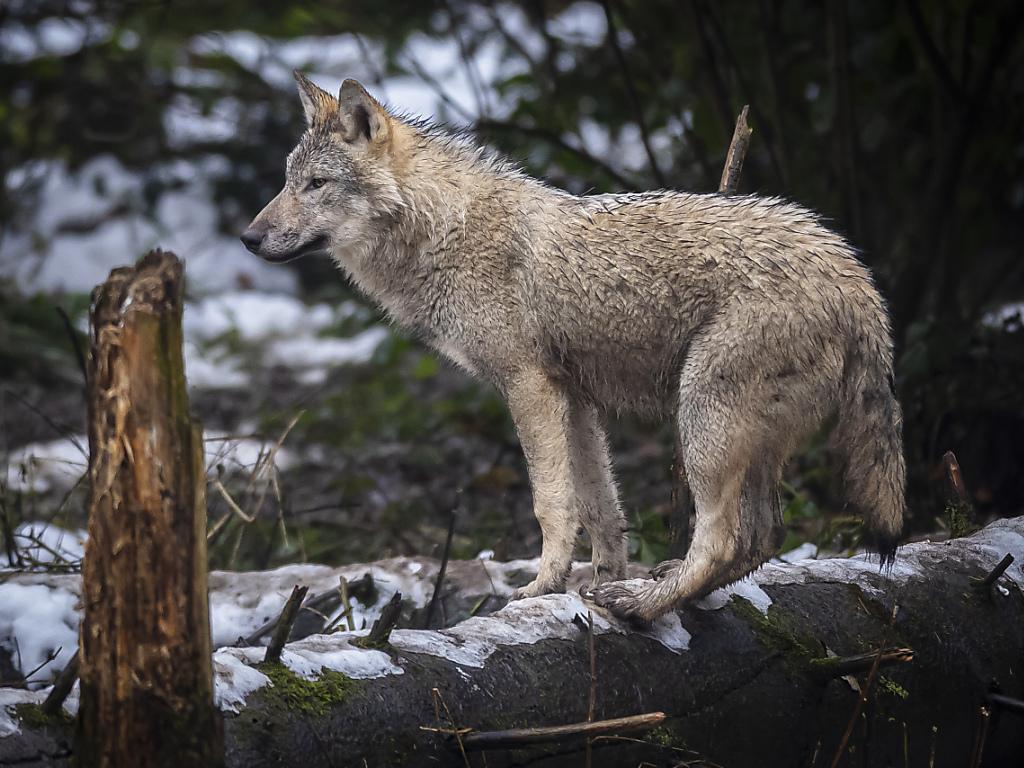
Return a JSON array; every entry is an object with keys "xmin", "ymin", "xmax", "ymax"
[{"xmin": 505, "ymin": 368, "xmax": 578, "ymax": 600}]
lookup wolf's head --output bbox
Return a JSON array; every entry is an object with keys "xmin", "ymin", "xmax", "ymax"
[{"xmin": 241, "ymin": 73, "xmax": 403, "ymax": 263}]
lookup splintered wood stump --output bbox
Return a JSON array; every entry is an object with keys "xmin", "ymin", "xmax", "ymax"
[{"xmin": 78, "ymin": 250, "xmax": 222, "ymax": 768}]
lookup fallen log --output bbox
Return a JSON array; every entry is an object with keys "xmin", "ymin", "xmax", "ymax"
[{"xmin": 2, "ymin": 518, "xmax": 1022, "ymax": 767}]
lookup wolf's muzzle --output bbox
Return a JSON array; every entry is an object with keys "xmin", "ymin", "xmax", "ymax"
[{"xmin": 240, "ymin": 228, "xmax": 266, "ymax": 254}]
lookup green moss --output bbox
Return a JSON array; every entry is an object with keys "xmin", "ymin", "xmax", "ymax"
[
  {"xmin": 944, "ymin": 501, "xmax": 974, "ymax": 538},
  {"xmin": 12, "ymin": 702, "xmax": 73, "ymax": 730},
  {"xmin": 879, "ymin": 676, "xmax": 909, "ymax": 700},
  {"xmin": 730, "ymin": 596, "xmax": 820, "ymax": 663},
  {"xmin": 254, "ymin": 662, "xmax": 357, "ymax": 718}
]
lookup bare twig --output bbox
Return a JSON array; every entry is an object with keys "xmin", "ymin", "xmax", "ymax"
[
  {"xmin": 972, "ymin": 553, "xmax": 1015, "ymax": 591},
  {"xmin": 41, "ymin": 650, "xmax": 79, "ymax": 716},
  {"xmin": 55, "ymin": 306, "xmax": 87, "ymax": 386},
  {"xmin": 968, "ymin": 704, "xmax": 992, "ymax": 768},
  {"xmin": 264, "ymin": 585, "xmax": 309, "ymax": 664},
  {"xmin": 357, "ymin": 591, "xmax": 402, "ymax": 649},
  {"xmin": 432, "ymin": 687, "xmax": 470, "ymax": 767},
  {"xmin": 474, "ymin": 119, "xmax": 636, "ymax": 190},
  {"xmin": 212, "ymin": 479, "xmax": 255, "ymax": 523},
  {"xmin": 586, "ymin": 610, "xmax": 597, "ymax": 768},
  {"xmin": 828, "ymin": 604, "xmax": 899, "ymax": 768},
  {"xmin": 809, "ymin": 647, "xmax": 914, "ymax": 681},
  {"xmin": 600, "ymin": 0, "xmax": 665, "ymax": 187},
  {"xmin": 988, "ymin": 693, "xmax": 1024, "ymax": 716},
  {"xmin": 423, "ymin": 503, "xmax": 458, "ymax": 629},
  {"xmin": 462, "ymin": 712, "xmax": 667, "ymax": 750},
  {"xmin": 942, "ymin": 450, "xmax": 970, "ymax": 504},
  {"xmin": 719, "ymin": 105, "xmax": 752, "ymax": 195}
]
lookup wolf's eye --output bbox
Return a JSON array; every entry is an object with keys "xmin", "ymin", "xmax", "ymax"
[{"xmin": 306, "ymin": 177, "xmax": 327, "ymax": 191}]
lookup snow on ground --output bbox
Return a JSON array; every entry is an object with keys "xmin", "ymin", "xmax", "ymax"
[
  {"xmin": 7, "ymin": 519, "xmax": 1020, "ymax": 719},
  {"xmin": 3, "ymin": 437, "xmax": 87, "ymax": 494}
]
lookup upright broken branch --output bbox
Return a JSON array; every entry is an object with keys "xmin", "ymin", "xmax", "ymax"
[{"xmin": 78, "ymin": 250, "xmax": 222, "ymax": 768}]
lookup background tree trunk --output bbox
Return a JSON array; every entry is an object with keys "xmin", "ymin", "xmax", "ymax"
[{"xmin": 77, "ymin": 250, "xmax": 222, "ymax": 768}]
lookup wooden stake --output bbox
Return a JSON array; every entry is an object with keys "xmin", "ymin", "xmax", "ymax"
[
  {"xmin": 264, "ymin": 585, "xmax": 309, "ymax": 665},
  {"xmin": 78, "ymin": 250, "xmax": 222, "ymax": 768}
]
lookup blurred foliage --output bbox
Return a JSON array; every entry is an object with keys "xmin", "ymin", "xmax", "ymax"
[{"xmin": 2, "ymin": 0, "xmax": 1024, "ymax": 557}]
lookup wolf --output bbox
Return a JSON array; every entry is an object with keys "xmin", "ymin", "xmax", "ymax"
[{"xmin": 241, "ymin": 73, "xmax": 905, "ymax": 623}]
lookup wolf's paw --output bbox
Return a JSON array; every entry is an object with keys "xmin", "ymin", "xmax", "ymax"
[
  {"xmin": 590, "ymin": 562, "xmax": 627, "ymax": 587},
  {"xmin": 583, "ymin": 580, "xmax": 654, "ymax": 626},
  {"xmin": 650, "ymin": 559, "xmax": 684, "ymax": 581},
  {"xmin": 511, "ymin": 577, "xmax": 565, "ymax": 601}
]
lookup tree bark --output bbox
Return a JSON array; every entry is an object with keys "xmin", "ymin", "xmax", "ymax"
[
  {"xmin": 77, "ymin": 250, "xmax": 222, "ymax": 767},
  {"xmin": 4, "ymin": 518, "xmax": 1021, "ymax": 768}
]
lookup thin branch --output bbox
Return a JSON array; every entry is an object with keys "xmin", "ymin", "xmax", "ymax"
[
  {"xmin": 599, "ymin": 0, "xmax": 666, "ymax": 187},
  {"xmin": 423, "ymin": 503, "xmax": 458, "ymax": 629},
  {"xmin": 41, "ymin": 650, "xmax": 79, "ymax": 717},
  {"xmin": 462, "ymin": 712, "xmax": 667, "ymax": 750},
  {"xmin": 809, "ymin": 647, "xmax": 914, "ymax": 681},
  {"xmin": 904, "ymin": 0, "xmax": 963, "ymax": 99},
  {"xmin": 474, "ymin": 119, "xmax": 636, "ymax": 190}
]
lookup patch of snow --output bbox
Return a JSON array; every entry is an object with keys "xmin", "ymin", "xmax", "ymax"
[
  {"xmin": 773, "ymin": 542, "xmax": 818, "ymax": 564},
  {"xmin": 0, "ymin": 688, "xmax": 45, "ymax": 738},
  {"xmin": 212, "ymin": 651, "xmax": 271, "ymax": 714},
  {"xmin": 0, "ymin": 522, "xmax": 86, "ymax": 569},
  {"xmin": 203, "ymin": 433, "xmax": 296, "ymax": 474},
  {"xmin": 697, "ymin": 575, "xmax": 774, "ymax": 615},
  {"xmin": 3, "ymin": 437, "xmax": 87, "ymax": 493},
  {"xmin": 266, "ymin": 326, "xmax": 388, "ymax": 377},
  {"xmin": 642, "ymin": 612, "xmax": 691, "ymax": 652},
  {"xmin": 982, "ymin": 303, "xmax": 1024, "ymax": 332},
  {"xmin": 212, "ymin": 636, "xmax": 401, "ymax": 713},
  {"xmin": 475, "ymin": 549, "xmax": 495, "ymax": 561},
  {"xmin": 0, "ymin": 582, "xmax": 79, "ymax": 689}
]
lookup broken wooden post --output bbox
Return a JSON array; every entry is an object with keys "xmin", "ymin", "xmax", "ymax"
[{"xmin": 78, "ymin": 250, "xmax": 222, "ymax": 767}]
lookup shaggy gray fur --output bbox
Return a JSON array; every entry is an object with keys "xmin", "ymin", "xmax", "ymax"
[{"xmin": 242, "ymin": 74, "xmax": 905, "ymax": 622}]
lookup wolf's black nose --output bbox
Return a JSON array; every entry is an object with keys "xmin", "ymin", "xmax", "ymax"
[{"xmin": 240, "ymin": 228, "xmax": 265, "ymax": 254}]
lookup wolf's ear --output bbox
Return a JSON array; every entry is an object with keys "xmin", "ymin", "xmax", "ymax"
[
  {"xmin": 338, "ymin": 79, "xmax": 390, "ymax": 146},
  {"xmin": 294, "ymin": 71, "xmax": 336, "ymax": 127}
]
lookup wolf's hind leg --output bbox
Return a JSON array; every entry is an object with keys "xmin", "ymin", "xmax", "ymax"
[
  {"xmin": 569, "ymin": 403, "xmax": 627, "ymax": 585},
  {"xmin": 505, "ymin": 368, "xmax": 579, "ymax": 600}
]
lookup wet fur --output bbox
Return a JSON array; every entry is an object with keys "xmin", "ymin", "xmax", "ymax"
[{"xmin": 246, "ymin": 75, "xmax": 906, "ymax": 622}]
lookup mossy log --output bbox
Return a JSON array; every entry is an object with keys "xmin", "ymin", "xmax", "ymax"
[
  {"xmin": 3, "ymin": 519, "xmax": 1022, "ymax": 767},
  {"xmin": 77, "ymin": 250, "xmax": 222, "ymax": 767}
]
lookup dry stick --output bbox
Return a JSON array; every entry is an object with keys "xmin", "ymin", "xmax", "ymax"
[
  {"xmin": 828, "ymin": 604, "xmax": 899, "ymax": 768},
  {"xmin": 462, "ymin": 712, "xmax": 666, "ymax": 751},
  {"xmin": 810, "ymin": 647, "xmax": 914, "ymax": 681},
  {"xmin": 357, "ymin": 592, "xmax": 403, "ymax": 649},
  {"xmin": 41, "ymin": 650, "xmax": 79, "ymax": 717},
  {"xmin": 968, "ymin": 704, "xmax": 992, "ymax": 768},
  {"xmin": 264, "ymin": 585, "xmax": 309, "ymax": 664},
  {"xmin": 586, "ymin": 611, "xmax": 597, "ymax": 768},
  {"xmin": 719, "ymin": 105, "xmax": 752, "ymax": 195},
  {"xmin": 423, "ymin": 503, "xmax": 458, "ymax": 629},
  {"xmin": 244, "ymin": 573, "xmax": 375, "ymax": 645},
  {"xmin": 988, "ymin": 693, "xmax": 1024, "ymax": 716},
  {"xmin": 942, "ymin": 450, "xmax": 969, "ymax": 504},
  {"xmin": 55, "ymin": 305, "xmax": 87, "ymax": 385},
  {"xmin": 432, "ymin": 687, "xmax": 471, "ymax": 768},
  {"xmin": 972, "ymin": 553, "xmax": 1015, "ymax": 591}
]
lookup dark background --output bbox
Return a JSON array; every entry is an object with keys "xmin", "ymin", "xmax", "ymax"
[{"xmin": 2, "ymin": 0, "xmax": 1022, "ymax": 571}]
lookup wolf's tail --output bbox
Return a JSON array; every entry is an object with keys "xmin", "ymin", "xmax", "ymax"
[{"xmin": 831, "ymin": 316, "xmax": 906, "ymax": 564}]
